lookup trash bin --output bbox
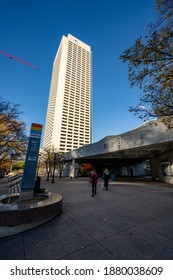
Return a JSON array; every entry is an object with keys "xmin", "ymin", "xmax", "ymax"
[{"xmin": 111, "ymin": 174, "xmax": 116, "ymax": 181}]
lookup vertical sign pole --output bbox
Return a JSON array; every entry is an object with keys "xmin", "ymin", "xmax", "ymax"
[{"xmin": 20, "ymin": 123, "xmax": 43, "ymax": 201}]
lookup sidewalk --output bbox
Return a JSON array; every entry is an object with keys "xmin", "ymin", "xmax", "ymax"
[{"xmin": 0, "ymin": 177, "xmax": 173, "ymax": 260}]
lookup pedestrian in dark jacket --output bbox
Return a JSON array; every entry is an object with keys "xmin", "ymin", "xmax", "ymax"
[
  {"xmin": 103, "ymin": 168, "xmax": 110, "ymax": 190},
  {"xmin": 89, "ymin": 169, "xmax": 99, "ymax": 197}
]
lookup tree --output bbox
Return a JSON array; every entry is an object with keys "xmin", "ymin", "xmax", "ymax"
[
  {"xmin": 40, "ymin": 146, "xmax": 64, "ymax": 181},
  {"xmin": 40, "ymin": 148, "xmax": 53, "ymax": 181},
  {"xmin": 78, "ymin": 163, "xmax": 95, "ymax": 176},
  {"xmin": 120, "ymin": 0, "xmax": 173, "ymax": 128},
  {"xmin": 12, "ymin": 161, "xmax": 24, "ymax": 171},
  {"xmin": 0, "ymin": 99, "xmax": 27, "ymax": 166}
]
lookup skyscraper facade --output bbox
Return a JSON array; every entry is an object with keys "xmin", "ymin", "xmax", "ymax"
[{"xmin": 43, "ymin": 34, "xmax": 92, "ymax": 152}]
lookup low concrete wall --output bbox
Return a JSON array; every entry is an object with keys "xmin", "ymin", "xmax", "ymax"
[{"xmin": 0, "ymin": 192, "xmax": 63, "ymax": 237}]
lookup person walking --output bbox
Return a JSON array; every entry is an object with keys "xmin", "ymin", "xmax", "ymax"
[
  {"xmin": 103, "ymin": 168, "xmax": 110, "ymax": 190},
  {"xmin": 89, "ymin": 169, "xmax": 99, "ymax": 197}
]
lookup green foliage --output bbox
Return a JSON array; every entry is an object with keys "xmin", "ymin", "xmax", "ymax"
[
  {"xmin": 120, "ymin": 0, "xmax": 173, "ymax": 128},
  {"xmin": 12, "ymin": 161, "xmax": 24, "ymax": 171}
]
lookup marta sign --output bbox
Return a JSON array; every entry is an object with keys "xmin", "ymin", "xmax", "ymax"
[{"xmin": 21, "ymin": 123, "xmax": 43, "ymax": 192}]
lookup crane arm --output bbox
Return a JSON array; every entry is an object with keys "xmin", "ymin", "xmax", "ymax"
[{"xmin": 0, "ymin": 49, "xmax": 39, "ymax": 70}]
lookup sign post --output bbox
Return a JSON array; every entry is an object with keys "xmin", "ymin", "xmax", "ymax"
[{"xmin": 20, "ymin": 123, "xmax": 43, "ymax": 201}]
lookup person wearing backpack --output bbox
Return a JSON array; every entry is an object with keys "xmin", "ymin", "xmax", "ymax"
[
  {"xmin": 89, "ymin": 169, "xmax": 99, "ymax": 197},
  {"xmin": 103, "ymin": 168, "xmax": 110, "ymax": 190}
]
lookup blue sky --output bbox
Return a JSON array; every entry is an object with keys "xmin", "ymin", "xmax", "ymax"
[{"xmin": 0, "ymin": 0, "xmax": 156, "ymax": 144}]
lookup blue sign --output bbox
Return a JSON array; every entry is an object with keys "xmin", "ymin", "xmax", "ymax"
[{"xmin": 21, "ymin": 123, "xmax": 42, "ymax": 191}]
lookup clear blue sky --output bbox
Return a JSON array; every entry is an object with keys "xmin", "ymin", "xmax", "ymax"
[{"xmin": 0, "ymin": 0, "xmax": 156, "ymax": 144}]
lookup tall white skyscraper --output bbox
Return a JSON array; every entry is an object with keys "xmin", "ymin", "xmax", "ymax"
[{"xmin": 43, "ymin": 34, "xmax": 92, "ymax": 152}]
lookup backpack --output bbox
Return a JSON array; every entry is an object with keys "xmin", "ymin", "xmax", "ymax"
[{"xmin": 103, "ymin": 172, "xmax": 110, "ymax": 179}]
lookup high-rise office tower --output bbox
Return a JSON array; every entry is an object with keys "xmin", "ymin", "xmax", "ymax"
[{"xmin": 43, "ymin": 34, "xmax": 92, "ymax": 152}]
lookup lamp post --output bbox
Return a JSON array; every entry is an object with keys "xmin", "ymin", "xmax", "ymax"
[{"xmin": 51, "ymin": 152, "xmax": 57, "ymax": 183}]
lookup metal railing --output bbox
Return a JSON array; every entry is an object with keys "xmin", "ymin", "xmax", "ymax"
[{"xmin": 7, "ymin": 174, "xmax": 23, "ymax": 194}]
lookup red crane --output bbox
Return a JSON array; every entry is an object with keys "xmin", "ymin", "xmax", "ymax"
[{"xmin": 0, "ymin": 49, "xmax": 39, "ymax": 70}]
